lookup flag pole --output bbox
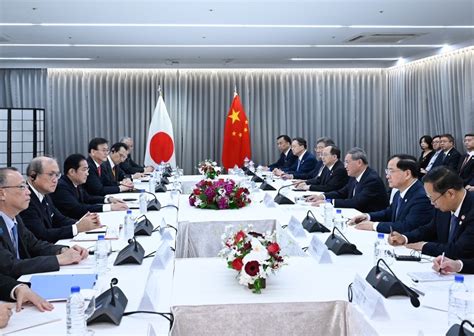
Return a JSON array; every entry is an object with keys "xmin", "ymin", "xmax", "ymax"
[{"xmin": 233, "ymin": 84, "xmax": 238, "ymax": 97}]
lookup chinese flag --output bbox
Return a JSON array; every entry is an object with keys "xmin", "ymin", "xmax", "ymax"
[{"xmin": 222, "ymin": 94, "xmax": 251, "ymax": 169}]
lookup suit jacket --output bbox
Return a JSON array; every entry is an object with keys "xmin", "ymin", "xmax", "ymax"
[
  {"xmin": 51, "ymin": 175, "xmax": 105, "ymax": 220},
  {"xmin": 102, "ymin": 159, "xmax": 127, "ymax": 186},
  {"xmin": 20, "ymin": 187, "xmax": 76, "ymax": 243},
  {"xmin": 405, "ymin": 191, "xmax": 474, "ymax": 259},
  {"xmin": 368, "ymin": 180, "xmax": 434, "ymax": 233},
  {"xmin": 286, "ymin": 151, "xmax": 318, "ymax": 179},
  {"xmin": 120, "ymin": 154, "xmax": 145, "ymax": 174},
  {"xmin": 460, "ymin": 258, "xmax": 474, "ymax": 274},
  {"xmin": 84, "ymin": 156, "xmax": 120, "ymax": 196},
  {"xmin": 418, "ymin": 150, "xmax": 435, "ymax": 170},
  {"xmin": 0, "ymin": 273, "xmax": 22, "ymax": 302},
  {"xmin": 0, "ymin": 215, "xmax": 65, "ymax": 278},
  {"xmin": 324, "ymin": 167, "xmax": 389, "ymax": 213},
  {"xmin": 433, "ymin": 148, "xmax": 462, "ymax": 171},
  {"xmin": 458, "ymin": 154, "xmax": 474, "ymax": 186},
  {"xmin": 306, "ymin": 160, "xmax": 349, "ymax": 192},
  {"xmin": 269, "ymin": 150, "xmax": 298, "ymax": 171}
]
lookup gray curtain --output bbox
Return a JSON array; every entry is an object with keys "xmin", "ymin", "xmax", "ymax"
[
  {"xmin": 0, "ymin": 48, "xmax": 471, "ymax": 175},
  {"xmin": 387, "ymin": 48, "xmax": 474, "ymax": 157}
]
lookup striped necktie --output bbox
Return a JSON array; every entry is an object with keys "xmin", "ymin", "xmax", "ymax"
[{"xmin": 11, "ymin": 223, "xmax": 19, "ymax": 258}]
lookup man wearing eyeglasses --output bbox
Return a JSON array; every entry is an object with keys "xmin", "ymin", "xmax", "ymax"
[
  {"xmin": 349, "ymin": 154, "xmax": 434, "ymax": 233},
  {"xmin": 20, "ymin": 157, "xmax": 101, "ymax": 243},
  {"xmin": 389, "ymin": 166, "xmax": 474, "ymax": 259},
  {"xmin": 101, "ymin": 142, "xmax": 135, "ymax": 190},
  {"xmin": 84, "ymin": 138, "xmax": 133, "ymax": 196},
  {"xmin": 51, "ymin": 154, "xmax": 128, "ymax": 220},
  {"xmin": 0, "ymin": 167, "xmax": 88, "ymax": 278}
]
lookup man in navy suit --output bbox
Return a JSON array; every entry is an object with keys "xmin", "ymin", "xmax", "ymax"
[
  {"xmin": 458, "ymin": 133, "xmax": 474, "ymax": 190},
  {"xmin": 349, "ymin": 154, "xmax": 434, "ymax": 233},
  {"xmin": 101, "ymin": 142, "xmax": 135, "ymax": 188},
  {"xmin": 51, "ymin": 154, "xmax": 128, "ymax": 220},
  {"xmin": 294, "ymin": 145, "xmax": 348, "ymax": 192},
  {"xmin": 276, "ymin": 137, "xmax": 317, "ymax": 179},
  {"xmin": 84, "ymin": 138, "xmax": 133, "ymax": 196},
  {"xmin": 0, "ymin": 167, "xmax": 88, "ymax": 278},
  {"xmin": 20, "ymin": 157, "xmax": 101, "ymax": 243},
  {"xmin": 307, "ymin": 147, "xmax": 389, "ymax": 212},
  {"xmin": 267, "ymin": 135, "xmax": 297, "ymax": 172},
  {"xmin": 389, "ymin": 167, "xmax": 474, "ymax": 259},
  {"xmin": 432, "ymin": 134, "xmax": 461, "ymax": 171},
  {"xmin": 433, "ymin": 255, "xmax": 474, "ymax": 274},
  {"xmin": 119, "ymin": 136, "xmax": 154, "ymax": 175}
]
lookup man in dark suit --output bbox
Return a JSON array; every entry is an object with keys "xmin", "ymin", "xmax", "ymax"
[
  {"xmin": 307, "ymin": 147, "xmax": 389, "ymax": 213},
  {"xmin": 20, "ymin": 157, "xmax": 101, "ymax": 243},
  {"xmin": 119, "ymin": 137, "xmax": 154, "ymax": 175},
  {"xmin": 0, "ymin": 273, "xmax": 53, "ymax": 317},
  {"xmin": 0, "ymin": 167, "xmax": 88, "ymax": 278},
  {"xmin": 294, "ymin": 145, "xmax": 348, "ymax": 192},
  {"xmin": 267, "ymin": 135, "xmax": 298, "ymax": 172},
  {"xmin": 389, "ymin": 167, "xmax": 474, "ymax": 259},
  {"xmin": 350, "ymin": 154, "xmax": 434, "ymax": 233},
  {"xmin": 102, "ymin": 142, "xmax": 135, "ymax": 188},
  {"xmin": 458, "ymin": 133, "xmax": 474, "ymax": 189},
  {"xmin": 433, "ymin": 255, "xmax": 474, "ymax": 274},
  {"xmin": 51, "ymin": 154, "xmax": 128, "ymax": 220},
  {"xmin": 84, "ymin": 138, "xmax": 133, "ymax": 196},
  {"xmin": 274, "ymin": 137, "xmax": 317, "ymax": 179},
  {"xmin": 432, "ymin": 134, "xmax": 461, "ymax": 171}
]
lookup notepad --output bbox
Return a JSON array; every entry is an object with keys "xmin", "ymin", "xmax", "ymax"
[
  {"xmin": 407, "ymin": 271, "xmax": 455, "ymax": 283},
  {"xmin": 30, "ymin": 273, "xmax": 97, "ymax": 301}
]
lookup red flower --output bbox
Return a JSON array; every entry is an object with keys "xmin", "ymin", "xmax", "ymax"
[
  {"xmin": 193, "ymin": 188, "xmax": 201, "ymax": 195},
  {"xmin": 231, "ymin": 258, "xmax": 243, "ymax": 271},
  {"xmin": 244, "ymin": 260, "xmax": 260, "ymax": 276},
  {"xmin": 234, "ymin": 230, "xmax": 246, "ymax": 244},
  {"xmin": 267, "ymin": 242, "xmax": 280, "ymax": 254}
]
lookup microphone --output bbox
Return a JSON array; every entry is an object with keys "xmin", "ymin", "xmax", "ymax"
[
  {"xmin": 114, "ymin": 236, "xmax": 145, "ymax": 265},
  {"xmin": 127, "ymin": 237, "xmax": 139, "ymax": 252},
  {"xmin": 366, "ymin": 258, "xmax": 420, "ymax": 308},
  {"xmin": 325, "ymin": 226, "xmax": 362, "ymax": 255},
  {"xmin": 109, "ymin": 278, "xmax": 118, "ymax": 306},
  {"xmin": 133, "ymin": 214, "xmax": 153, "ymax": 236},
  {"xmin": 142, "ymin": 191, "xmax": 161, "ymax": 211},
  {"xmin": 301, "ymin": 210, "xmax": 330, "ymax": 233},
  {"xmin": 274, "ymin": 184, "xmax": 294, "ymax": 204}
]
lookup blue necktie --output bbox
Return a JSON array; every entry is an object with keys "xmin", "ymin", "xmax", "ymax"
[
  {"xmin": 395, "ymin": 195, "xmax": 403, "ymax": 220},
  {"xmin": 351, "ymin": 181, "xmax": 358, "ymax": 198},
  {"xmin": 296, "ymin": 159, "xmax": 301, "ymax": 172},
  {"xmin": 11, "ymin": 224, "xmax": 19, "ymax": 258},
  {"xmin": 448, "ymin": 215, "xmax": 458, "ymax": 243}
]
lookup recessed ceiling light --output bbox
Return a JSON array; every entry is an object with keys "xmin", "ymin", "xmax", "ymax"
[
  {"xmin": 0, "ymin": 57, "xmax": 93, "ymax": 60},
  {"xmin": 396, "ymin": 57, "xmax": 406, "ymax": 66},
  {"xmin": 290, "ymin": 58, "xmax": 399, "ymax": 61}
]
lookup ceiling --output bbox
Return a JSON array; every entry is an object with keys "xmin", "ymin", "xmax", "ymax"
[{"xmin": 0, "ymin": 0, "xmax": 473, "ymax": 68}]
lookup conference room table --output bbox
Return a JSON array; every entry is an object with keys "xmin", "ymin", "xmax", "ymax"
[{"xmin": 5, "ymin": 175, "xmax": 472, "ymax": 335}]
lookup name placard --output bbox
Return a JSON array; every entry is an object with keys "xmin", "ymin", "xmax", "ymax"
[
  {"xmin": 351, "ymin": 273, "xmax": 389, "ymax": 320},
  {"xmin": 307, "ymin": 235, "xmax": 332, "ymax": 264}
]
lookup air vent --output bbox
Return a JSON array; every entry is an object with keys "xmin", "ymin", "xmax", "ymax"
[{"xmin": 347, "ymin": 33, "xmax": 420, "ymax": 44}]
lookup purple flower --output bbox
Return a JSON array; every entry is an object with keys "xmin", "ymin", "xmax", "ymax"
[
  {"xmin": 225, "ymin": 183, "xmax": 234, "ymax": 194},
  {"xmin": 205, "ymin": 187, "xmax": 216, "ymax": 200},
  {"xmin": 217, "ymin": 197, "xmax": 229, "ymax": 209},
  {"xmin": 189, "ymin": 197, "xmax": 195, "ymax": 206}
]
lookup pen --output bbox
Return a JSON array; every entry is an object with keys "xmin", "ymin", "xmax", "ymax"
[
  {"xmin": 439, "ymin": 252, "xmax": 445, "ymax": 273},
  {"xmin": 85, "ymin": 231, "xmax": 107, "ymax": 234},
  {"xmin": 390, "ymin": 225, "xmax": 393, "ymax": 235}
]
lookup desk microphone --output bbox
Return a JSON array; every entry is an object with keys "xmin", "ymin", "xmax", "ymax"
[
  {"xmin": 274, "ymin": 184, "xmax": 294, "ymax": 204},
  {"xmin": 133, "ymin": 214, "xmax": 153, "ymax": 236},
  {"xmin": 109, "ymin": 278, "xmax": 118, "ymax": 306},
  {"xmin": 366, "ymin": 258, "xmax": 420, "ymax": 308},
  {"xmin": 143, "ymin": 191, "xmax": 161, "ymax": 211},
  {"xmin": 325, "ymin": 226, "xmax": 362, "ymax": 255},
  {"xmin": 301, "ymin": 210, "xmax": 330, "ymax": 233}
]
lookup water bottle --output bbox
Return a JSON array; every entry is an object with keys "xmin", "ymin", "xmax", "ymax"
[
  {"xmin": 124, "ymin": 209, "xmax": 134, "ymax": 241},
  {"xmin": 139, "ymin": 189, "xmax": 147, "ymax": 215},
  {"xmin": 334, "ymin": 209, "xmax": 345, "ymax": 232},
  {"xmin": 243, "ymin": 157, "xmax": 250, "ymax": 169},
  {"xmin": 448, "ymin": 275, "xmax": 469, "ymax": 326},
  {"xmin": 249, "ymin": 160, "xmax": 255, "ymax": 173},
  {"xmin": 148, "ymin": 175, "xmax": 156, "ymax": 193},
  {"xmin": 95, "ymin": 235, "xmax": 108, "ymax": 276},
  {"xmin": 66, "ymin": 286, "xmax": 86, "ymax": 335},
  {"xmin": 374, "ymin": 233, "xmax": 394, "ymax": 266},
  {"xmin": 324, "ymin": 199, "xmax": 334, "ymax": 229}
]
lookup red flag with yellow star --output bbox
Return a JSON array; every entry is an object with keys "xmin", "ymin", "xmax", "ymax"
[{"xmin": 222, "ymin": 94, "xmax": 251, "ymax": 168}]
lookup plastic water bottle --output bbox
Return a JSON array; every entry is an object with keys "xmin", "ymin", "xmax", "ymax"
[
  {"xmin": 248, "ymin": 160, "xmax": 255, "ymax": 173},
  {"xmin": 124, "ymin": 209, "xmax": 134, "ymax": 241},
  {"xmin": 148, "ymin": 175, "xmax": 156, "ymax": 193},
  {"xmin": 334, "ymin": 209, "xmax": 345, "ymax": 232},
  {"xmin": 95, "ymin": 235, "xmax": 108, "ymax": 276},
  {"xmin": 66, "ymin": 286, "xmax": 86, "ymax": 335},
  {"xmin": 324, "ymin": 199, "xmax": 334, "ymax": 229},
  {"xmin": 244, "ymin": 157, "xmax": 250, "ymax": 169},
  {"xmin": 374, "ymin": 233, "xmax": 394, "ymax": 266},
  {"xmin": 448, "ymin": 275, "xmax": 469, "ymax": 326},
  {"xmin": 139, "ymin": 189, "xmax": 147, "ymax": 215}
]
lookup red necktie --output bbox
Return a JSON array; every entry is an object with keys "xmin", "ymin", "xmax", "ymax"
[{"xmin": 97, "ymin": 165, "xmax": 102, "ymax": 177}]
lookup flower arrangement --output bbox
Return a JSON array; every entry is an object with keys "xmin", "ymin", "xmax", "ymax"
[
  {"xmin": 219, "ymin": 227, "xmax": 286, "ymax": 293},
  {"xmin": 189, "ymin": 179, "xmax": 251, "ymax": 210},
  {"xmin": 198, "ymin": 160, "xmax": 221, "ymax": 179}
]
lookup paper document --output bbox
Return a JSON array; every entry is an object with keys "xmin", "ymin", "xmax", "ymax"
[
  {"xmin": 407, "ymin": 271, "xmax": 455, "ymax": 282},
  {"xmin": 2, "ymin": 307, "xmax": 61, "ymax": 335}
]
